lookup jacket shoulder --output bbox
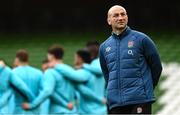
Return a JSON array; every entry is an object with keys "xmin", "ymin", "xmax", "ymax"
[
  {"xmin": 100, "ymin": 36, "xmax": 112, "ymax": 50},
  {"xmin": 1, "ymin": 66, "xmax": 12, "ymax": 76},
  {"xmin": 131, "ymin": 30, "xmax": 150, "ymax": 39},
  {"xmin": 56, "ymin": 64, "xmax": 73, "ymax": 71},
  {"xmin": 27, "ymin": 66, "xmax": 43, "ymax": 76},
  {"xmin": 45, "ymin": 68, "xmax": 55, "ymax": 74},
  {"xmin": 5, "ymin": 66, "xmax": 12, "ymax": 72}
]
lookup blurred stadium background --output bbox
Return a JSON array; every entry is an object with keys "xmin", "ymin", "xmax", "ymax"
[{"xmin": 0, "ymin": 0, "xmax": 180, "ymax": 114}]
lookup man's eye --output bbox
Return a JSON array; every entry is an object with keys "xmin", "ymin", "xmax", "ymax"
[
  {"xmin": 121, "ymin": 13, "xmax": 126, "ymax": 16},
  {"xmin": 113, "ymin": 14, "xmax": 119, "ymax": 17}
]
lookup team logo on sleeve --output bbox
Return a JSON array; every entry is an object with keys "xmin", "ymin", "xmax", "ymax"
[
  {"xmin": 128, "ymin": 41, "xmax": 134, "ymax": 48},
  {"xmin": 105, "ymin": 47, "xmax": 111, "ymax": 52}
]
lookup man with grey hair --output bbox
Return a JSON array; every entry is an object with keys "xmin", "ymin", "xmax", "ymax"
[{"xmin": 99, "ymin": 5, "xmax": 162, "ymax": 114}]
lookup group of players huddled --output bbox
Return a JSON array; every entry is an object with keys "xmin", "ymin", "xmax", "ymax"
[{"xmin": 0, "ymin": 41, "xmax": 107, "ymax": 114}]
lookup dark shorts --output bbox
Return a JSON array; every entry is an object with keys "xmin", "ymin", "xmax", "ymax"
[{"xmin": 109, "ymin": 102, "xmax": 152, "ymax": 114}]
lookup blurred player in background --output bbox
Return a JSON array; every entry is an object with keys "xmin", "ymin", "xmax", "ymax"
[
  {"xmin": 22, "ymin": 45, "xmax": 75, "ymax": 114},
  {"xmin": 41, "ymin": 59, "xmax": 49, "ymax": 72},
  {"xmin": 84, "ymin": 40, "xmax": 107, "ymax": 113},
  {"xmin": 74, "ymin": 49, "xmax": 106, "ymax": 114},
  {"xmin": 40, "ymin": 58, "xmax": 50, "ymax": 114},
  {"xmin": 0, "ymin": 60, "xmax": 34, "ymax": 114},
  {"xmin": 54, "ymin": 48, "xmax": 106, "ymax": 114},
  {"xmin": 13, "ymin": 49, "xmax": 43, "ymax": 114}
]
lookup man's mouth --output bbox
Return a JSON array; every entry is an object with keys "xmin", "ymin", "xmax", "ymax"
[
  {"xmin": 118, "ymin": 22, "xmax": 125, "ymax": 25},
  {"xmin": 117, "ymin": 21, "xmax": 125, "ymax": 24}
]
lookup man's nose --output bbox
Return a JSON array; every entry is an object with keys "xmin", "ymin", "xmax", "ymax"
[{"xmin": 117, "ymin": 15, "xmax": 124, "ymax": 20}]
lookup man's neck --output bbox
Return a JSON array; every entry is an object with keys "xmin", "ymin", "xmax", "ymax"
[
  {"xmin": 112, "ymin": 27, "xmax": 127, "ymax": 35},
  {"xmin": 54, "ymin": 59, "xmax": 63, "ymax": 65},
  {"xmin": 74, "ymin": 63, "xmax": 83, "ymax": 69},
  {"xmin": 18, "ymin": 62, "xmax": 28, "ymax": 66}
]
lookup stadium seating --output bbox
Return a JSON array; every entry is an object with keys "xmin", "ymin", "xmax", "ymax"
[{"xmin": 157, "ymin": 63, "xmax": 180, "ymax": 115}]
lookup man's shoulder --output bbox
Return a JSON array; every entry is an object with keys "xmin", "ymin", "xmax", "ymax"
[
  {"xmin": 55, "ymin": 63, "xmax": 73, "ymax": 70},
  {"xmin": 100, "ymin": 36, "xmax": 113, "ymax": 49},
  {"xmin": 12, "ymin": 66, "xmax": 22, "ymax": 73},
  {"xmin": 92, "ymin": 58, "xmax": 99, "ymax": 64},
  {"xmin": 44, "ymin": 68, "xmax": 62, "ymax": 81},
  {"xmin": 78, "ymin": 68, "xmax": 94, "ymax": 78},
  {"xmin": 131, "ymin": 29, "xmax": 150, "ymax": 39},
  {"xmin": 45, "ymin": 68, "xmax": 56, "ymax": 75},
  {"xmin": 30, "ymin": 66, "xmax": 41, "ymax": 72},
  {"xmin": 1, "ymin": 66, "xmax": 12, "ymax": 75},
  {"xmin": 104, "ymin": 35, "xmax": 113, "ymax": 43},
  {"xmin": 27, "ymin": 66, "xmax": 43, "ymax": 75}
]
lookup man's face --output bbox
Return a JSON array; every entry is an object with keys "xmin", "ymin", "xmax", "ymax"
[
  {"xmin": 108, "ymin": 7, "xmax": 128, "ymax": 30},
  {"xmin": 47, "ymin": 53, "xmax": 56, "ymax": 67},
  {"xmin": 47, "ymin": 53, "xmax": 54, "ymax": 62},
  {"xmin": 42, "ymin": 63, "xmax": 49, "ymax": 71},
  {"xmin": 13, "ymin": 58, "xmax": 20, "ymax": 67},
  {"xmin": 74, "ymin": 54, "xmax": 83, "ymax": 66}
]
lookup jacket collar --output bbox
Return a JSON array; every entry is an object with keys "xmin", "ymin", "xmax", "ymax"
[{"xmin": 112, "ymin": 26, "xmax": 131, "ymax": 39}]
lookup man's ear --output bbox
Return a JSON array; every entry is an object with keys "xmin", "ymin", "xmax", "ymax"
[{"xmin": 107, "ymin": 17, "xmax": 111, "ymax": 25}]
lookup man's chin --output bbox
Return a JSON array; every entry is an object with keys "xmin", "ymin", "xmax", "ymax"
[{"xmin": 116, "ymin": 25, "xmax": 126, "ymax": 30}]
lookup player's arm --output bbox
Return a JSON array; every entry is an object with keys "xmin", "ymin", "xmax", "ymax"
[
  {"xmin": 27, "ymin": 70, "xmax": 56, "ymax": 109},
  {"xmin": 142, "ymin": 37, "xmax": 163, "ymax": 88},
  {"xmin": 39, "ymin": 99, "xmax": 50, "ymax": 114},
  {"xmin": 0, "ymin": 61, "xmax": 5, "ymax": 71},
  {"xmin": 99, "ymin": 45, "xmax": 109, "ymax": 88},
  {"xmin": 51, "ymin": 92, "xmax": 73, "ymax": 110},
  {"xmin": 83, "ymin": 60, "xmax": 103, "ymax": 76},
  {"xmin": 10, "ymin": 72, "xmax": 35, "ymax": 102},
  {"xmin": 0, "ymin": 65, "xmax": 4, "ymax": 71},
  {"xmin": 0, "ymin": 89, "xmax": 13, "ymax": 108},
  {"xmin": 54, "ymin": 64, "xmax": 89, "ymax": 82},
  {"xmin": 76, "ymin": 84, "xmax": 105, "ymax": 104}
]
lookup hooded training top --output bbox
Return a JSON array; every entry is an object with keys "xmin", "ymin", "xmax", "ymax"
[{"xmin": 0, "ymin": 65, "xmax": 34, "ymax": 114}]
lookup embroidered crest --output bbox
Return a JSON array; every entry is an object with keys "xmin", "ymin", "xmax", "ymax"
[{"xmin": 128, "ymin": 41, "xmax": 134, "ymax": 48}]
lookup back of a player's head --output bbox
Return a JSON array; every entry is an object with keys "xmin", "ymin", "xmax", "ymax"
[
  {"xmin": 42, "ymin": 58, "xmax": 49, "ymax": 64},
  {"xmin": 16, "ymin": 49, "xmax": 29, "ymax": 62},
  {"xmin": 76, "ymin": 49, "xmax": 91, "ymax": 64},
  {"xmin": 42, "ymin": 58, "xmax": 49, "ymax": 71},
  {"xmin": 86, "ymin": 40, "xmax": 100, "ymax": 59},
  {"xmin": 48, "ymin": 44, "xmax": 64, "ymax": 60},
  {"xmin": 86, "ymin": 40, "xmax": 100, "ymax": 47}
]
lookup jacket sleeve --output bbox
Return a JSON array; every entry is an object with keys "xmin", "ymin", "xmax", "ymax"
[
  {"xmin": 142, "ymin": 37, "xmax": 163, "ymax": 88},
  {"xmin": 55, "ymin": 65, "xmax": 89, "ymax": 82},
  {"xmin": 76, "ymin": 84, "xmax": 103, "ymax": 104},
  {"xmin": 10, "ymin": 72, "xmax": 35, "ymax": 102},
  {"xmin": 50, "ymin": 92, "xmax": 69, "ymax": 108},
  {"xmin": 0, "ymin": 89, "xmax": 13, "ymax": 108},
  {"xmin": 99, "ymin": 45, "xmax": 109, "ymax": 87},
  {"xmin": 29, "ymin": 70, "xmax": 56, "ymax": 109},
  {"xmin": 83, "ymin": 60, "xmax": 103, "ymax": 76},
  {"xmin": 39, "ymin": 99, "xmax": 50, "ymax": 114},
  {"xmin": 0, "ymin": 65, "xmax": 4, "ymax": 72}
]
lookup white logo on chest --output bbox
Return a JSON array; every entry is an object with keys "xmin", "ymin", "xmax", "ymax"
[
  {"xmin": 105, "ymin": 47, "xmax": 111, "ymax": 52},
  {"xmin": 128, "ymin": 49, "xmax": 133, "ymax": 55}
]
